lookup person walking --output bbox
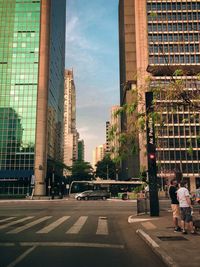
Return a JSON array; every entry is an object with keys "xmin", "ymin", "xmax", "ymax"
[
  {"xmin": 177, "ymin": 181, "xmax": 196, "ymax": 234},
  {"xmin": 168, "ymin": 179, "xmax": 181, "ymax": 232}
]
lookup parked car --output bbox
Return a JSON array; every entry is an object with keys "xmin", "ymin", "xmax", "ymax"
[{"xmin": 75, "ymin": 190, "xmax": 110, "ymax": 200}]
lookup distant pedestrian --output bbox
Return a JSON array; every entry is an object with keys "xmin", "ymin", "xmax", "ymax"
[
  {"xmin": 195, "ymin": 184, "xmax": 200, "ymax": 204},
  {"xmin": 168, "ymin": 179, "xmax": 181, "ymax": 232},
  {"xmin": 177, "ymin": 181, "xmax": 196, "ymax": 234}
]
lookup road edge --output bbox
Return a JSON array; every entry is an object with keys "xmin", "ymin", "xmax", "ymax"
[{"xmin": 136, "ymin": 229, "xmax": 179, "ymax": 267}]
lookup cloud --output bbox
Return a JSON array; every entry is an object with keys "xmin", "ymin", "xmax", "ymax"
[
  {"xmin": 65, "ymin": 0, "xmax": 119, "ymax": 163},
  {"xmin": 78, "ymin": 127, "xmax": 99, "ymax": 140}
]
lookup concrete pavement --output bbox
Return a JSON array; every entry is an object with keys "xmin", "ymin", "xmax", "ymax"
[{"xmin": 132, "ymin": 209, "xmax": 200, "ymax": 267}]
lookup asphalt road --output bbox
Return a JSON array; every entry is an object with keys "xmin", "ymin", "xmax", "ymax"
[{"xmin": 0, "ymin": 199, "xmax": 167, "ymax": 267}]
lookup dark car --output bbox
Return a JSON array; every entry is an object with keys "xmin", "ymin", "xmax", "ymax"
[{"xmin": 75, "ymin": 190, "xmax": 110, "ymax": 200}]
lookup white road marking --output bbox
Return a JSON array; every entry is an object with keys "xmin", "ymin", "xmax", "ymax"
[
  {"xmin": 128, "ymin": 216, "xmax": 158, "ymax": 223},
  {"xmin": 96, "ymin": 217, "xmax": 108, "ymax": 235},
  {"xmin": 66, "ymin": 216, "xmax": 88, "ymax": 234},
  {"xmin": 141, "ymin": 221, "xmax": 157, "ymax": 230},
  {"xmin": 6, "ymin": 246, "xmax": 36, "ymax": 267},
  {"xmin": 36, "ymin": 216, "xmax": 70, "ymax": 234},
  {"xmin": 20, "ymin": 242, "xmax": 124, "ymax": 249},
  {"xmin": 0, "ymin": 217, "xmax": 16, "ymax": 223},
  {"xmin": 7, "ymin": 216, "xmax": 52, "ymax": 234},
  {"xmin": 0, "ymin": 216, "xmax": 34, "ymax": 230}
]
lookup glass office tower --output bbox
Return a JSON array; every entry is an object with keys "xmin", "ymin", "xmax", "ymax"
[{"xmin": 0, "ymin": 0, "xmax": 66, "ymax": 196}]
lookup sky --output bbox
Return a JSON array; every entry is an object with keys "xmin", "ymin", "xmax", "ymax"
[{"xmin": 65, "ymin": 0, "xmax": 120, "ymax": 164}]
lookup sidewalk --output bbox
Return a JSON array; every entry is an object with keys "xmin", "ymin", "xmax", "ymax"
[{"xmin": 132, "ymin": 210, "xmax": 200, "ymax": 267}]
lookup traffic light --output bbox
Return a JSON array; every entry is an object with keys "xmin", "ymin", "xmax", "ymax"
[{"xmin": 149, "ymin": 153, "xmax": 155, "ymax": 160}]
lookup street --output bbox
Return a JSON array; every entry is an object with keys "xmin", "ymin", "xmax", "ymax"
[{"xmin": 0, "ymin": 199, "xmax": 167, "ymax": 267}]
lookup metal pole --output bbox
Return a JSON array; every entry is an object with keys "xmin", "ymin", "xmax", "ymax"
[
  {"xmin": 106, "ymin": 165, "xmax": 109, "ymax": 180},
  {"xmin": 146, "ymin": 92, "xmax": 159, "ymax": 216}
]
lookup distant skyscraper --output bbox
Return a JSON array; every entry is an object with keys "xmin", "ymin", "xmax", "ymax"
[
  {"xmin": 106, "ymin": 121, "xmax": 111, "ymax": 154},
  {"xmin": 63, "ymin": 70, "xmax": 79, "ymax": 172},
  {"xmin": 119, "ymin": 0, "xmax": 200, "ymax": 189},
  {"xmin": 0, "ymin": 0, "xmax": 66, "ymax": 196},
  {"xmin": 78, "ymin": 140, "xmax": 85, "ymax": 161},
  {"xmin": 92, "ymin": 144, "xmax": 106, "ymax": 169}
]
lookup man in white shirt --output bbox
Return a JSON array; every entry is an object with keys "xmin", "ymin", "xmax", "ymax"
[{"xmin": 177, "ymin": 181, "xmax": 195, "ymax": 234}]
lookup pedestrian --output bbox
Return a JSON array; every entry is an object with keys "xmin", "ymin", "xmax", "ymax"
[
  {"xmin": 168, "ymin": 179, "xmax": 181, "ymax": 232},
  {"xmin": 195, "ymin": 184, "xmax": 200, "ymax": 214},
  {"xmin": 177, "ymin": 181, "xmax": 196, "ymax": 234}
]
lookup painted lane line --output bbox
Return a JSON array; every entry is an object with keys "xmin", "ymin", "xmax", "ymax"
[
  {"xmin": 66, "ymin": 216, "xmax": 88, "ymax": 234},
  {"xmin": 20, "ymin": 242, "xmax": 124, "ymax": 249},
  {"xmin": 0, "ymin": 216, "xmax": 34, "ymax": 230},
  {"xmin": 6, "ymin": 246, "xmax": 36, "ymax": 267},
  {"xmin": 0, "ymin": 217, "xmax": 16, "ymax": 223},
  {"xmin": 96, "ymin": 217, "xmax": 108, "ymax": 235},
  {"xmin": 7, "ymin": 216, "xmax": 52, "ymax": 234},
  {"xmin": 36, "ymin": 216, "xmax": 70, "ymax": 234}
]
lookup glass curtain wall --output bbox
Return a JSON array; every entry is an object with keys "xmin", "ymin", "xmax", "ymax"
[{"xmin": 0, "ymin": 0, "xmax": 40, "ymax": 193}]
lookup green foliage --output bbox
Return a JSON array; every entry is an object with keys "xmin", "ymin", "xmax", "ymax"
[
  {"xmin": 149, "ymin": 11, "xmax": 157, "ymax": 19},
  {"xmin": 137, "ymin": 115, "xmax": 146, "ymax": 131},
  {"xmin": 71, "ymin": 160, "xmax": 94, "ymax": 181},
  {"xmin": 126, "ymin": 102, "xmax": 138, "ymax": 115},
  {"xmin": 187, "ymin": 146, "xmax": 193, "ymax": 156},
  {"xmin": 95, "ymin": 155, "xmax": 116, "ymax": 180},
  {"xmin": 197, "ymin": 136, "xmax": 200, "ymax": 145},
  {"xmin": 118, "ymin": 133, "xmax": 127, "ymax": 145},
  {"xmin": 173, "ymin": 69, "xmax": 184, "ymax": 76}
]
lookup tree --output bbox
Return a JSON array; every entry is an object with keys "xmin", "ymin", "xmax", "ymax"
[
  {"xmin": 71, "ymin": 160, "xmax": 94, "ymax": 181},
  {"xmin": 95, "ymin": 155, "xmax": 116, "ymax": 180}
]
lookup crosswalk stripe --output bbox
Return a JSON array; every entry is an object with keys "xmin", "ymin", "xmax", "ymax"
[
  {"xmin": 7, "ymin": 216, "xmax": 52, "ymax": 234},
  {"xmin": 0, "ymin": 217, "xmax": 34, "ymax": 230},
  {"xmin": 66, "ymin": 216, "xmax": 88, "ymax": 234},
  {"xmin": 96, "ymin": 217, "xmax": 108, "ymax": 235},
  {"xmin": 0, "ymin": 217, "xmax": 16, "ymax": 223},
  {"xmin": 36, "ymin": 216, "xmax": 70, "ymax": 234}
]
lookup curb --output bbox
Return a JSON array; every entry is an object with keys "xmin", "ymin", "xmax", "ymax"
[
  {"xmin": 0, "ymin": 199, "xmax": 69, "ymax": 203},
  {"xmin": 136, "ymin": 229, "xmax": 179, "ymax": 267}
]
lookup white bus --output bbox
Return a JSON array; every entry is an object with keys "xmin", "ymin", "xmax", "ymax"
[{"xmin": 69, "ymin": 179, "xmax": 143, "ymax": 198}]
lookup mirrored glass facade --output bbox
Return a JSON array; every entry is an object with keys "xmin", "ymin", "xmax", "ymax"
[
  {"xmin": 0, "ymin": 0, "xmax": 40, "ymax": 181},
  {"xmin": 0, "ymin": 0, "xmax": 66, "ymax": 195}
]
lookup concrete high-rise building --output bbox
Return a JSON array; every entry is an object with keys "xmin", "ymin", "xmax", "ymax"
[
  {"xmin": 119, "ymin": 0, "xmax": 200, "ymax": 190},
  {"xmin": 106, "ymin": 121, "xmax": 111, "ymax": 154},
  {"xmin": 92, "ymin": 144, "xmax": 106, "ymax": 169},
  {"xmin": 119, "ymin": 0, "xmax": 141, "ymax": 179},
  {"xmin": 63, "ymin": 70, "xmax": 79, "ymax": 172},
  {"xmin": 109, "ymin": 105, "xmax": 121, "ymax": 160},
  {"xmin": 0, "ymin": 0, "xmax": 66, "ymax": 196},
  {"xmin": 78, "ymin": 140, "xmax": 85, "ymax": 161}
]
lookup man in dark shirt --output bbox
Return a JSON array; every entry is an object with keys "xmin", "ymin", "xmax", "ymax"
[{"xmin": 169, "ymin": 179, "xmax": 181, "ymax": 232}]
